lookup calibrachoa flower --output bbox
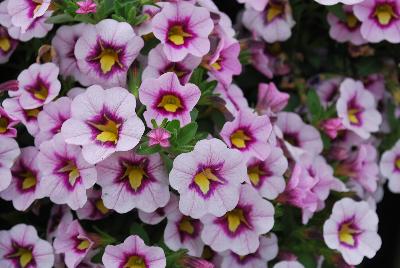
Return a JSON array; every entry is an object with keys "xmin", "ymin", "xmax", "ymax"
[
  {"xmin": 201, "ymin": 184, "xmax": 275, "ymax": 255},
  {"xmin": 220, "ymin": 109, "xmax": 272, "ymax": 161},
  {"xmin": 273, "ymin": 260, "xmax": 305, "ymax": 268},
  {"xmin": 7, "ymin": 0, "xmax": 52, "ymax": 32},
  {"xmin": 36, "ymin": 133, "xmax": 97, "ymax": 210},
  {"xmin": 323, "ymin": 198, "xmax": 381, "ymax": 265},
  {"xmin": 220, "ymin": 233, "xmax": 278, "ymax": 268},
  {"xmin": 169, "ymin": 138, "xmax": 247, "ymax": 219},
  {"xmin": 61, "ymin": 85, "xmax": 145, "ymax": 164},
  {"xmin": 380, "ymin": 140, "xmax": 400, "ymax": 193},
  {"xmin": 76, "ymin": 0, "xmax": 97, "ymax": 14},
  {"xmin": 256, "ymin": 82, "xmax": 289, "ymax": 116},
  {"xmin": 139, "ymin": 72, "xmax": 201, "ymax": 127},
  {"xmin": 315, "ymin": 77, "xmax": 343, "ymax": 108},
  {"xmin": 215, "ymin": 83, "xmax": 249, "ymax": 117},
  {"xmin": 0, "ymin": 146, "xmax": 40, "ymax": 211},
  {"xmin": 164, "ymin": 206, "xmax": 204, "ymax": 257},
  {"xmin": 2, "ymin": 97, "xmax": 41, "ymax": 136},
  {"xmin": 0, "ymin": 224, "xmax": 54, "ymax": 268},
  {"xmin": 142, "ymin": 43, "xmax": 201, "ymax": 85},
  {"xmin": 364, "ymin": 73, "xmax": 386, "ymax": 101},
  {"xmin": 0, "ymin": 26, "xmax": 17, "ymax": 64},
  {"xmin": 242, "ymin": 0, "xmax": 295, "ymax": 43},
  {"xmin": 10, "ymin": 63, "xmax": 61, "ymax": 109},
  {"xmin": 245, "ymin": 146, "xmax": 288, "ymax": 200},
  {"xmin": 75, "ymin": 19, "xmax": 144, "ymax": 87},
  {"xmin": 96, "ymin": 150, "xmax": 170, "ymax": 213},
  {"xmin": 139, "ymin": 193, "xmax": 179, "ymax": 225},
  {"xmin": 354, "ymin": 0, "xmax": 400, "ymax": 43},
  {"xmin": 327, "ymin": 5, "xmax": 367, "ymax": 45},
  {"xmin": 147, "ymin": 127, "xmax": 171, "ymax": 148},
  {"xmin": 320, "ymin": 118, "xmax": 345, "ymax": 139},
  {"xmin": 35, "ymin": 97, "xmax": 71, "ymax": 146},
  {"xmin": 152, "ymin": 1, "xmax": 214, "ymax": 62},
  {"xmin": 0, "ymin": 106, "xmax": 18, "ymax": 137},
  {"xmin": 53, "ymin": 220, "xmax": 94, "ymax": 268},
  {"xmin": 0, "ymin": 137, "xmax": 20, "ymax": 191},
  {"xmin": 76, "ymin": 189, "xmax": 112, "ymax": 220},
  {"xmin": 102, "ymin": 235, "xmax": 166, "ymax": 268},
  {"xmin": 46, "ymin": 205, "xmax": 73, "ymax": 241},
  {"xmin": 275, "ymin": 112, "xmax": 323, "ymax": 157},
  {"xmin": 315, "ymin": 0, "xmax": 364, "ymax": 5},
  {"xmin": 336, "ymin": 78, "xmax": 382, "ymax": 139}
]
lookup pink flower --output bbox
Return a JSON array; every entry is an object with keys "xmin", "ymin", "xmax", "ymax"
[
  {"xmin": 256, "ymin": 82, "xmax": 289, "ymax": 116},
  {"xmin": 336, "ymin": 78, "xmax": 382, "ymax": 139},
  {"xmin": 354, "ymin": 0, "xmax": 400, "ymax": 43},
  {"xmin": 246, "ymin": 146, "xmax": 288, "ymax": 200},
  {"xmin": 102, "ymin": 235, "xmax": 166, "ymax": 268},
  {"xmin": 242, "ymin": 1, "xmax": 295, "ymax": 43},
  {"xmin": 380, "ymin": 140, "xmax": 400, "ymax": 193},
  {"xmin": 0, "ymin": 107, "xmax": 18, "ymax": 138},
  {"xmin": 364, "ymin": 73, "xmax": 385, "ymax": 101},
  {"xmin": 0, "ymin": 137, "xmax": 20, "ymax": 191},
  {"xmin": 36, "ymin": 133, "xmax": 97, "ymax": 210},
  {"xmin": 76, "ymin": 189, "xmax": 112, "ymax": 220},
  {"xmin": 327, "ymin": 5, "xmax": 367, "ymax": 45},
  {"xmin": 35, "ymin": 97, "xmax": 71, "ymax": 146},
  {"xmin": 152, "ymin": 1, "xmax": 214, "ymax": 62},
  {"xmin": 274, "ymin": 261, "xmax": 305, "ymax": 268},
  {"xmin": 315, "ymin": 0, "xmax": 364, "ymax": 5},
  {"xmin": 220, "ymin": 233, "xmax": 278, "ymax": 268},
  {"xmin": 53, "ymin": 220, "xmax": 94, "ymax": 268},
  {"xmin": 0, "ymin": 224, "xmax": 54, "ymax": 268},
  {"xmin": 76, "ymin": 0, "xmax": 97, "ymax": 14},
  {"xmin": 96, "ymin": 151, "xmax": 170, "ymax": 213},
  {"xmin": 75, "ymin": 19, "xmax": 144, "ymax": 87},
  {"xmin": 323, "ymin": 198, "xmax": 381, "ymax": 265},
  {"xmin": 169, "ymin": 138, "xmax": 247, "ymax": 219},
  {"xmin": 7, "ymin": 0, "xmax": 52, "ymax": 32},
  {"xmin": 147, "ymin": 128, "xmax": 171, "ymax": 148},
  {"xmin": 179, "ymin": 256, "xmax": 215, "ymax": 268},
  {"xmin": 139, "ymin": 72, "xmax": 201, "ymax": 127},
  {"xmin": 315, "ymin": 77, "xmax": 343, "ymax": 108},
  {"xmin": 320, "ymin": 118, "xmax": 345, "ymax": 139},
  {"xmin": 249, "ymin": 41, "xmax": 274, "ymax": 79},
  {"xmin": 0, "ymin": 26, "xmax": 17, "ymax": 64},
  {"xmin": 237, "ymin": 0, "xmax": 268, "ymax": 11},
  {"xmin": 138, "ymin": 193, "xmax": 178, "ymax": 225},
  {"xmin": 61, "ymin": 85, "xmax": 145, "ymax": 164},
  {"xmin": 46, "ymin": 205, "xmax": 73, "ymax": 241},
  {"xmin": 215, "ymin": 83, "xmax": 249, "ymax": 117},
  {"xmin": 2, "ymin": 97, "xmax": 41, "ymax": 136},
  {"xmin": 220, "ymin": 109, "xmax": 273, "ymax": 161},
  {"xmin": 142, "ymin": 43, "xmax": 201, "ymax": 85},
  {"xmin": 10, "ymin": 63, "xmax": 61, "ymax": 110},
  {"xmin": 201, "ymin": 184, "xmax": 274, "ymax": 255},
  {"xmin": 0, "ymin": 146, "xmax": 41, "ymax": 211}
]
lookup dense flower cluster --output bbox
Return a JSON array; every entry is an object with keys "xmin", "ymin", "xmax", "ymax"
[{"xmin": 0, "ymin": 0, "xmax": 399, "ymax": 267}]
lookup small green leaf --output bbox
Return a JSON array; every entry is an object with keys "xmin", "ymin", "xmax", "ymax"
[
  {"xmin": 129, "ymin": 222, "xmax": 150, "ymax": 244},
  {"xmin": 165, "ymin": 120, "xmax": 180, "ymax": 132},
  {"xmin": 189, "ymin": 68, "xmax": 205, "ymax": 85},
  {"xmin": 307, "ymin": 89, "xmax": 324, "ymax": 124},
  {"xmin": 177, "ymin": 122, "xmax": 198, "ymax": 146},
  {"xmin": 136, "ymin": 142, "xmax": 162, "ymax": 155},
  {"xmin": 46, "ymin": 13, "xmax": 74, "ymax": 24}
]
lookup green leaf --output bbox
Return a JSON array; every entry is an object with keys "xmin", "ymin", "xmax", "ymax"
[
  {"xmin": 161, "ymin": 153, "xmax": 173, "ymax": 173},
  {"xmin": 189, "ymin": 67, "xmax": 205, "ymax": 85},
  {"xmin": 91, "ymin": 248, "xmax": 105, "ymax": 263},
  {"xmin": 46, "ymin": 13, "xmax": 74, "ymax": 24},
  {"xmin": 165, "ymin": 120, "xmax": 180, "ymax": 133},
  {"xmin": 136, "ymin": 143, "xmax": 162, "ymax": 155},
  {"xmin": 307, "ymin": 89, "xmax": 324, "ymax": 124},
  {"xmin": 177, "ymin": 122, "xmax": 198, "ymax": 146},
  {"xmin": 129, "ymin": 222, "xmax": 150, "ymax": 244}
]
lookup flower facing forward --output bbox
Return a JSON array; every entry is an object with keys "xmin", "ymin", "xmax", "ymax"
[
  {"xmin": 53, "ymin": 220, "xmax": 94, "ymax": 268},
  {"xmin": 323, "ymin": 198, "xmax": 381, "ymax": 265},
  {"xmin": 201, "ymin": 184, "xmax": 275, "ymax": 255},
  {"xmin": 76, "ymin": 0, "xmax": 97, "ymax": 14},
  {"xmin": 96, "ymin": 151, "xmax": 170, "ymax": 213},
  {"xmin": 102, "ymin": 235, "xmax": 166, "ymax": 268},
  {"xmin": 75, "ymin": 19, "xmax": 144, "ymax": 87},
  {"xmin": 169, "ymin": 138, "xmax": 247, "ymax": 219},
  {"xmin": 139, "ymin": 72, "xmax": 201, "ymax": 127},
  {"xmin": 152, "ymin": 1, "xmax": 214, "ymax": 62},
  {"xmin": 0, "ymin": 224, "xmax": 54, "ymax": 268},
  {"xmin": 61, "ymin": 85, "xmax": 145, "ymax": 164},
  {"xmin": 336, "ymin": 78, "xmax": 382, "ymax": 139},
  {"xmin": 220, "ymin": 109, "xmax": 272, "ymax": 161},
  {"xmin": 380, "ymin": 140, "xmax": 400, "ymax": 193},
  {"xmin": 0, "ymin": 107, "xmax": 18, "ymax": 138},
  {"xmin": 0, "ymin": 137, "xmax": 20, "ymax": 191},
  {"xmin": 36, "ymin": 134, "xmax": 97, "ymax": 210}
]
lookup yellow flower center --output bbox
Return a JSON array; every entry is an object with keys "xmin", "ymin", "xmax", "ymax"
[
  {"xmin": 178, "ymin": 217, "xmax": 195, "ymax": 235},
  {"xmin": 395, "ymin": 157, "xmax": 400, "ymax": 170},
  {"xmin": 266, "ymin": 3, "xmax": 284, "ymax": 22},
  {"xmin": 58, "ymin": 160, "xmax": 80, "ymax": 186},
  {"xmin": 168, "ymin": 25, "xmax": 192, "ymax": 46},
  {"xmin": 157, "ymin": 94, "xmax": 182, "ymax": 113},
  {"xmin": 224, "ymin": 208, "xmax": 251, "ymax": 233},
  {"xmin": 124, "ymin": 256, "xmax": 146, "ymax": 268},
  {"xmin": 166, "ymin": 64, "xmax": 186, "ymax": 78},
  {"xmin": 374, "ymin": 4, "xmax": 398, "ymax": 26},
  {"xmin": 88, "ymin": 116, "xmax": 120, "ymax": 144},
  {"xmin": 346, "ymin": 13, "xmax": 359, "ymax": 29},
  {"xmin": 27, "ymin": 81, "xmax": 49, "ymax": 101},
  {"xmin": 247, "ymin": 165, "xmax": 265, "ymax": 187},
  {"xmin": 193, "ymin": 168, "xmax": 223, "ymax": 195},
  {"xmin": 122, "ymin": 164, "xmax": 147, "ymax": 191},
  {"xmin": 0, "ymin": 37, "xmax": 11, "ymax": 52},
  {"xmin": 95, "ymin": 199, "xmax": 109, "ymax": 214},
  {"xmin": 21, "ymin": 171, "xmax": 37, "ymax": 190},
  {"xmin": 211, "ymin": 60, "xmax": 222, "ymax": 71},
  {"xmin": 347, "ymin": 108, "xmax": 360, "ymax": 125},
  {"xmin": 25, "ymin": 108, "xmax": 40, "ymax": 119},
  {"xmin": 8, "ymin": 247, "xmax": 33, "ymax": 268},
  {"xmin": 0, "ymin": 117, "xmax": 9, "ymax": 134},
  {"xmin": 92, "ymin": 40, "xmax": 123, "ymax": 74},
  {"xmin": 77, "ymin": 239, "xmax": 91, "ymax": 251},
  {"xmin": 338, "ymin": 222, "xmax": 359, "ymax": 246},
  {"xmin": 230, "ymin": 130, "xmax": 251, "ymax": 149}
]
